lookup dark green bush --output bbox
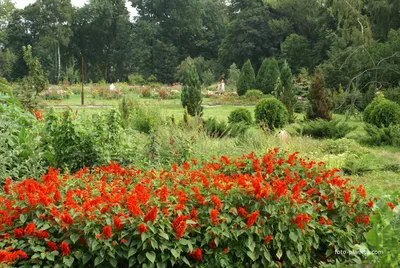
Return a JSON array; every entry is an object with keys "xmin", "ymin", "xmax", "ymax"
[
  {"xmin": 297, "ymin": 119, "xmax": 357, "ymax": 139},
  {"xmin": 365, "ymin": 98, "xmax": 400, "ymax": 127},
  {"xmin": 237, "ymin": 60, "xmax": 255, "ymax": 96},
  {"xmin": 362, "ymin": 124, "xmax": 400, "ymax": 147},
  {"xmin": 383, "ymin": 88, "xmax": 400, "ymax": 104},
  {"xmin": 254, "ymin": 98, "xmax": 288, "ymax": 129},
  {"xmin": 228, "ymin": 108, "xmax": 252, "ymax": 124}
]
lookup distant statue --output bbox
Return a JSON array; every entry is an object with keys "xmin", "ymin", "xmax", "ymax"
[
  {"xmin": 109, "ymin": 83, "xmax": 116, "ymax": 91},
  {"xmin": 220, "ymin": 79, "xmax": 225, "ymax": 93}
]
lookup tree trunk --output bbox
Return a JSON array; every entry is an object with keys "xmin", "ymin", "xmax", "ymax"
[{"xmin": 57, "ymin": 42, "xmax": 61, "ymax": 84}]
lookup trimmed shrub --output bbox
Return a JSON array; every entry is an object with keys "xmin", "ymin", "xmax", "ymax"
[
  {"xmin": 244, "ymin": 89, "xmax": 264, "ymax": 101},
  {"xmin": 237, "ymin": 60, "xmax": 255, "ymax": 96},
  {"xmin": 365, "ymin": 98, "xmax": 400, "ymax": 127},
  {"xmin": 307, "ymin": 72, "xmax": 332, "ymax": 121},
  {"xmin": 181, "ymin": 63, "xmax": 203, "ymax": 117},
  {"xmin": 228, "ymin": 108, "xmax": 252, "ymax": 124},
  {"xmin": 254, "ymin": 98, "xmax": 288, "ymax": 129},
  {"xmin": 128, "ymin": 74, "xmax": 145, "ymax": 85},
  {"xmin": 203, "ymin": 118, "xmax": 248, "ymax": 138},
  {"xmin": 297, "ymin": 119, "xmax": 356, "ymax": 139}
]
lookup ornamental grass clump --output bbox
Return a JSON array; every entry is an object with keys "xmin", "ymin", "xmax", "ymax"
[{"xmin": 0, "ymin": 149, "xmax": 373, "ymax": 267}]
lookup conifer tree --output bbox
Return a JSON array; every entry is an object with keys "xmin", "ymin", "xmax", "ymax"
[
  {"xmin": 256, "ymin": 58, "xmax": 280, "ymax": 94},
  {"xmin": 181, "ymin": 63, "xmax": 203, "ymax": 117},
  {"xmin": 237, "ymin": 60, "xmax": 255, "ymax": 96},
  {"xmin": 307, "ymin": 72, "xmax": 332, "ymax": 120},
  {"xmin": 279, "ymin": 60, "xmax": 297, "ymax": 122}
]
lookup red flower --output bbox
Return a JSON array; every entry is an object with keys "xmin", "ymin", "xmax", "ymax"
[
  {"xmin": 210, "ymin": 239, "xmax": 216, "ymax": 249},
  {"xmin": 24, "ymin": 223, "xmax": 36, "ymax": 236},
  {"xmin": 363, "ymin": 216, "xmax": 370, "ymax": 226},
  {"xmin": 211, "ymin": 195, "xmax": 222, "ymax": 210},
  {"xmin": 175, "ymin": 221, "xmax": 187, "ymax": 239},
  {"xmin": 356, "ymin": 185, "xmax": 366, "ymax": 198},
  {"xmin": 144, "ymin": 206, "xmax": 158, "ymax": 223},
  {"xmin": 326, "ymin": 219, "xmax": 332, "ymax": 225},
  {"xmin": 343, "ymin": 192, "xmax": 351, "ymax": 204},
  {"xmin": 210, "ymin": 209, "xmax": 219, "ymax": 225},
  {"xmin": 47, "ymin": 241, "xmax": 58, "ymax": 252},
  {"xmin": 264, "ymin": 235, "xmax": 273, "ymax": 243},
  {"xmin": 102, "ymin": 226, "xmax": 112, "ymax": 239},
  {"xmin": 237, "ymin": 207, "xmax": 247, "ymax": 217},
  {"xmin": 246, "ymin": 211, "xmax": 260, "ymax": 228},
  {"xmin": 387, "ymin": 202, "xmax": 395, "ymax": 210},
  {"xmin": 138, "ymin": 224, "xmax": 148, "ymax": 234},
  {"xmin": 223, "ymin": 248, "xmax": 229, "ymax": 253},
  {"xmin": 37, "ymin": 230, "xmax": 49, "ymax": 239},
  {"xmin": 13, "ymin": 228, "xmax": 23, "ymax": 239},
  {"xmin": 60, "ymin": 242, "xmax": 70, "ymax": 256},
  {"xmin": 188, "ymin": 248, "xmax": 202, "ymax": 261},
  {"xmin": 319, "ymin": 218, "xmax": 325, "ymax": 225},
  {"xmin": 327, "ymin": 201, "xmax": 334, "ymax": 210},
  {"xmin": 61, "ymin": 210, "xmax": 74, "ymax": 225},
  {"xmin": 113, "ymin": 216, "xmax": 123, "ymax": 231},
  {"xmin": 292, "ymin": 214, "xmax": 312, "ymax": 230},
  {"xmin": 367, "ymin": 199, "xmax": 374, "ymax": 208}
]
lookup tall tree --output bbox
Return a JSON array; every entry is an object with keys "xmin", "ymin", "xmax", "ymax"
[
  {"xmin": 237, "ymin": 59, "xmax": 255, "ymax": 96},
  {"xmin": 256, "ymin": 58, "xmax": 279, "ymax": 94},
  {"xmin": 278, "ymin": 60, "xmax": 296, "ymax": 122}
]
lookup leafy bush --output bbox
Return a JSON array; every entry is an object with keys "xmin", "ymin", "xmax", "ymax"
[
  {"xmin": 364, "ymin": 97, "xmax": 400, "ymax": 127},
  {"xmin": 44, "ymin": 108, "xmax": 98, "ymax": 172},
  {"xmin": 358, "ymin": 194, "xmax": 400, "ymax": 268},
  {"xmin": 244, "ymin": 89, "xmax": 264, "ymax": 101},
  {"xmin": 202, "ymin": 69, "xmax": 214, "ymax": 86},
  {"xmin": 203, "ymin": 118, "xmax": 249, "ymax": 138},
  {"xmin": 128, "ymin": 74, "xmax": 145, "ymax": 85},
  {"xmin": 307, "ymin": 72, "xmax": 332, "ymax": 121},
  {"xmin": 228, "ymin": 108, "xmax": 252, "ymax": 125},
  {"xmin": 323, "ymin": 138, "xmax": 359, "ymax": 154},
  {"xmin": 254, "ymin": 98, "xmax": 288, "ymax": 129},
  {"xmin": 146, "ymin": 74, "xmax": 157, "ymax": 84},
  {"xmin": 342, "ymin": 152, "xmax": 379, "ymax": 175},
  {"xmin": 140, "ymin": 87, "xmax": 152, "ymax": 98},
  {"xmin": 256, "ymin": 58, "xmax": 280, "ymax": 94},
  {"xmin": 0, "ymin": 150, "xmax": 372, "ymax": 267},
  {"xmin": 0, "ymin": 93, "xmax": 46, "ymax": 182},
  {"xmin": 363, "ymin": 124, "xmax": 400, "ymax": 147},
  {"xmin": 297, "ymin": 119, "xmax": 357, "ymax": 139}
]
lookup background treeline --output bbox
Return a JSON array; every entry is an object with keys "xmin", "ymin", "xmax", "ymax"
[{"xmin": 0, "ymin": 0, "xmax": 399, "ymax": 91}]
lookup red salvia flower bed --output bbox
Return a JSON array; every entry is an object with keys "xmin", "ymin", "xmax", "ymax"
[{"xmin": 0, "ymin": 149, "xmax": 372, "ymax": 267}]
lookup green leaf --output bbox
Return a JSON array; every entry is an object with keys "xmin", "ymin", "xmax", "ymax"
[
  {"xmin": 289, "ymin": 231, "xmax": 298, "ymax": 242},
  {"xmin": 20, "ymin": 214, "xmax": 27, "ymax": 224},
  {"xmin": 263, "ymin": 250, "xmax": 271, "ymax": 262},
  {"xmin": 82, "ymin": 253, "xmax": 91, "ymax": 266},
  {"xmin": 63, "ymin": 256, "xmax": 74, "ymax": 267},
  {"xmin": 247, "ymin": 241, "xmax": 255, "ymax": 252},
  {"xmin": 91, "ymin": 240, "xmax": 99, "ymax": 251},
  {"xmin": 94, "ymin": 256, "xmax": 104, "ymax": 266},
  {"xmin": 70, "ymin": 234, "xmax": 80, "ymax": 244},
  {"xmin": 287, "ymin": 250, "xmax": 297, "ymax": 264},
  {"xmin": 276, "ymin": 248, "xmax": 283, "ymax": 259},
  {"xmin": 128, "ymin": 248, "xmax": 137, "ymax": 258},
  {"xmin": 146, "ymin": 252, "xmax": 156, "ymax": 263},
  {"xmin": 247, "ymin": 251, "xmax": 257, "ymax": 261},
  {"xmin": 182, "ymin": 256, "xmax": 191, "ymax": 267},
  {"xmin": 46, "ymin": 253, "xmax": 55, "ymax": 261},
  {"xmin": 159, "ymin": 232, "xmax": 169, "ymax": 240},
  {"xmin": 179, "ymin": 238, "xmax": 189, "ymax": 245},
  {"xmin": 109, "ymin": 258, "xmax": 118, "ymax": 267},
  {"xmin": 366, "ymin": 229, "xmax": 379, "ymax": 247},
  {"xmin": 171, "ymin": 249, "xmax": 179, "ymax": 259}
]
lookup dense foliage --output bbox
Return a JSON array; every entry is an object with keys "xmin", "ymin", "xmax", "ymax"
[
  {"xmin": 181, "ymin": 64, "xmax": 203, "ymax": 117},
  {"xmin": 254, "ymin": 98, "xmax": 288, "ymax": 130},
  {"xmin": 228, "ymin": 108, "xmax": 252, "ymax": 125},
  {"xmin": 364, "ymin": 97, "xmax": 400, "ymax": 128},
  {"xmin": 297, "ymin": 120, "xmax": 357, "ymax": 140},
  {"xmin": 237, "ymin": 60, "xmax": 255, "ymax": 96},
  {"xmin": 0, "ymin": 150, "xmax": 374, "ymax": 267}
]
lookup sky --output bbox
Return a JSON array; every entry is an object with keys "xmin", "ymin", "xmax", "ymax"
[{"xmin": 14, "ymin": 0, "xmax": 137, "ymax": 18}]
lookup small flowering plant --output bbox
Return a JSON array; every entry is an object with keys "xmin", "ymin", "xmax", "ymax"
[{"xmin": 0, "ymin": 149, "xmax": 372, "ymax": 267}]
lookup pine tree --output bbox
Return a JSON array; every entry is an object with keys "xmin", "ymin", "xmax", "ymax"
[
  {"xmin": 227, "ymin": 63, "xmax": 240, "ymax": 89},
  {"xmin": 256, "ymin": 58, "xmax": 280, "ymax": 94},
  {"xmin": 181, "ymin": 63, "xmax": 203, "ymax": 117},
  {"xmin": 237, "ymin": 60, "xmax": 255, "ymax": 96},
  {"xmin": 307, "ymin": 72, "xmax": 332, "ymax": 120},
  {"xmin": 279, "ymin": 60, "xmax": 297, "ymax": 122}
]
